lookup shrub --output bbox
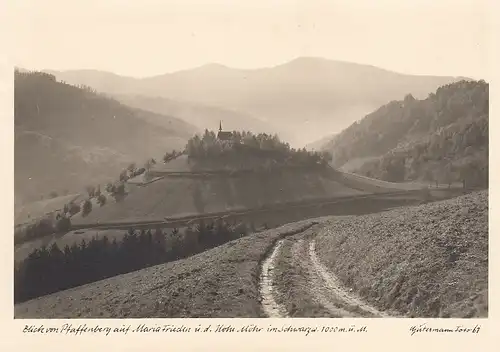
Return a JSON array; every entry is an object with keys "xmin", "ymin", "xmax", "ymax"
[
  {"xmin": 112, "ymin": 183, "xmax": 127, "ymax": 202},
  {"xmin": 55, "ymin": 216, "xmax": 71, "ymax": 232},
  {"xmin": 68, "ymin": 202, "xmax": 81, "ymax": 216},
  {"xmin": 115, "ymin": 183, "xmax": 125, "ymax": 195},
  {"xmin": 97, "ymin": 194, "xmax": 107, "ymax": 206},
  {"xmin": 127, "ymin": 163, "xmax": 136, "ymax": 173},
  {"xmin": 82, "ymin": 200, "xmax": 92, "ymax": 217},
  {"xmin": 85, "ymin": 185, "xmax": 96, "ymax": 198},
  {"xmin": 119, "ymin": 170, "xmax": 128, "ymax": 182}
]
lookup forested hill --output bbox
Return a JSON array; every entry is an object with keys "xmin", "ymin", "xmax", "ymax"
[
  {"xmin": 324, "ymin": 80, "xmax": 488, "ymax": 187},
  {"xmin": 15, "ymin": 70, "xmax": 197, "ymax": 204}
]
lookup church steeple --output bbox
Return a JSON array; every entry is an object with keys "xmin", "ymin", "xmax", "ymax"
[{"xmin": 217, "ymin": 120, "xmax": 232, "ymax": 141}]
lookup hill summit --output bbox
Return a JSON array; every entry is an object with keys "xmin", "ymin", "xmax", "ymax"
[{"xmin": 44, "ymin": 57, "xmax": 465, "ymax": 146}]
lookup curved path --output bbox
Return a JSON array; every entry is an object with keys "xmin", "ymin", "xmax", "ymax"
[
  {"xmin": 259, "ymin": 239, "xmax": 289, "ymax": 318},
  {"xmin": 259, "ymin": 230, "xmax": 390, "ymax": 318}
]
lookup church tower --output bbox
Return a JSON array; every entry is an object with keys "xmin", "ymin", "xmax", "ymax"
[{"xmin": 217, "ymin": 120, "xmax": 232, "ymax": 141}]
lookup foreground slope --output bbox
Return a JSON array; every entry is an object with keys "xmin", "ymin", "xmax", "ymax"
[
  {"xmin": 315, "ymin": 190, "xmax": 487, "ymax": 317},
  {"xmin": 15, "ymin": 71, "xmax": 197, "ymax": 204}
]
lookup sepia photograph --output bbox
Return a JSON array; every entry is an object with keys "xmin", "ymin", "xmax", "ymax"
[{"xmin": 10, "ymin": 0, "xmax": 488, "ymax": 320}]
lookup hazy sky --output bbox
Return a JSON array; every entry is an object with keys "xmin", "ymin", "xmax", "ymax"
[{"xmin": 6, "ymin": 0, "xmax": 492, "ymax": 79}]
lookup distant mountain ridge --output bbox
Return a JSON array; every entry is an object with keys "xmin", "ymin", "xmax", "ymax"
[
  {"xmin": 112, "ymin": 94, "xmax": 274, "ymax": 136},
  {"xmin": 43, "ymin": 57, "xmax": 466, "ymax": 146},
  {"xmin": 304, "ymin": 133, "xmax": 337, "ymax": 151}
]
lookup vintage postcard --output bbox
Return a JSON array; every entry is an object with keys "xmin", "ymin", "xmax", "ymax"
[{"xmin": 1, "ymin": 0, "xmax": 497, "ymax": 351}]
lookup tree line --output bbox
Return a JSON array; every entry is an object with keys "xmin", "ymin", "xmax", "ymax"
[
  {"xmin": 327, "ymin": 80, "xmax": 488, "ymax": 187},
  {"xmin": 14, "ymin": 219, "xmax": 254, "ymax": 303},
  {"xmin": 163, "ymin": 149, "xmax": 184, "ymax": 163},
  {"xmin": 358, "ymin": 113, "xmax": 488, "ymax": 187},
  {"xmin": 185, "ymin": 129, "xmax": 332, "ymax": 169}
]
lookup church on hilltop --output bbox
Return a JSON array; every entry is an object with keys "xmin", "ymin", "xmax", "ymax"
[{"xmin": 217, "ymin": 121, "xmax": 233, "ymax": 141}]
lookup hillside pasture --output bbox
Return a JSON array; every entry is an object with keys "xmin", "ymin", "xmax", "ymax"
[
  {"xmin": 15, "ymin": 194, "xmax": 82, "ymax": 225},
  {"xmin": 72, "ymin": 170, "xmax": 365, "ymax": 225}
]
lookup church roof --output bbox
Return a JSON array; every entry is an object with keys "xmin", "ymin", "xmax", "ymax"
[
  {"xmin": 217, "ymin": 120, "xmax": 232, "ymax": 140},
  {"xmin": 217, "ymin": 131, "xmax": 232, "ymax": 140}
]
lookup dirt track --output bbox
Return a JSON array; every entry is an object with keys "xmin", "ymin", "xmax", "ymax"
[
  {"xmin": 259, "ymin": 228, "xmax": 392, "ymax": 318},
  {"xmin": 258, "ymin": 191, "xmax": 488, "ymax": 318}
]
